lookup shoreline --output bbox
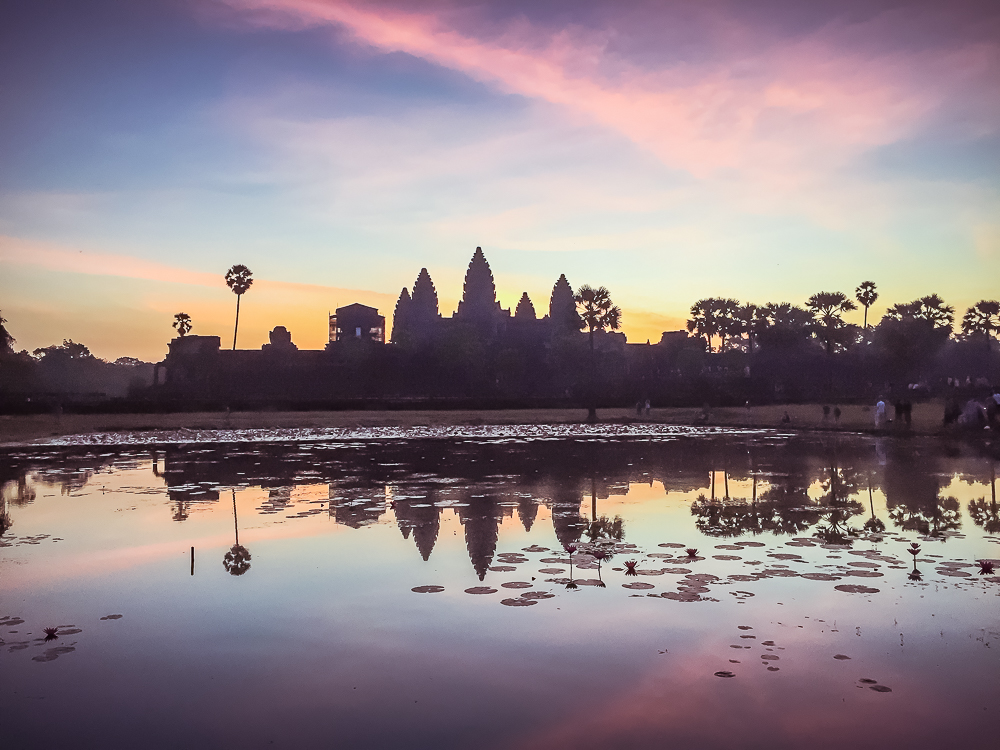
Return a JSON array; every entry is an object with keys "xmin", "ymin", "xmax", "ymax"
[{"xmin": 0, "ymin": 403, "xmax": 954, "ymax": 448}]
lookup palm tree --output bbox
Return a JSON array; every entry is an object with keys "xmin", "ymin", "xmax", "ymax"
[
  {"xmin": 172, "ymin": 313, "xmax": 192, "ymax": 337},
  {"xmin": 855, "ymin": 281, "xmax": 878, "ymax": 328},
  {"xmin": 716, "ymin": 298, "xmax": 742, "ymax": 351},
  {"xmin": 806, "ymin": 291, "xmax": 857, "ymax": 355},
  {"xmin": 574, "ymin": 285, "xmax": 622, "ymax": 422},
  {"xmin": 961, "ymin": 300, "xmax": 1000, "ymax": 342},
  {"xmin": 223, "ymin": 489, "xmax": 252, "ymax": 576},
  {"xmin": 736, "ymin": 303, "xmax": 764, "ymax": 353},
  {"xmin": 885, "ymin": 294, "xmax": 955, "ymax": 330},
  {"xmin": 915, "ymin": 294, "xmax": 954, "ymax": 330},
  {"xmin": 687, "ymin": 298, "xmax": 724, "ymax": 351},
  {"xmin": 762, "ymin": 302, "xmax": 811, "ymax": 328},
  {"xmin": 968, "ymin": 465, "xmax": 998, "ymax": 534},
  {"xmin": 224, "ymin": 265, "xmax": 254, "ymax": 350}
]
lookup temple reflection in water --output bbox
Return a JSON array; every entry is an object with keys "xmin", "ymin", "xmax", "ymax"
[{"xmin": 4, "ymin": 434, "xmax": 995, "ymax": 580}]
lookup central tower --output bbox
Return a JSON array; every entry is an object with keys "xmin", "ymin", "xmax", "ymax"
[{"xmin": 455, "ymin": 247, "xmax": 502, "ymax": 322}]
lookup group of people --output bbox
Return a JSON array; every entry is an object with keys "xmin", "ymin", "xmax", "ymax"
[
  {"xmin": 943, "ymin": 390, "xmax": 1000, "ymax": 430},
  {"xmin": 873, "ymin": 399, "xmax": 911, "ymax": 429}
]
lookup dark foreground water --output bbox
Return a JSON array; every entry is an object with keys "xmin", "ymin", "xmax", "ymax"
[{"xmin": 1, "ymin": 427, "xmax": 998, "ymax": 749}]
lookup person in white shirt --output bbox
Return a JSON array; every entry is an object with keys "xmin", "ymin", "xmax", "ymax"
[{"xmin": 874, "ymin": 399, "xmax": 887, "ymax": 428}]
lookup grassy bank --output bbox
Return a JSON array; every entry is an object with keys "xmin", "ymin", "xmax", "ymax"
[{"xmin": 0, "ymin": 402, "xmax": 948, "ymax": 446}]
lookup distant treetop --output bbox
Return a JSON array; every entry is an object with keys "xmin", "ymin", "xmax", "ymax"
[
  {"xmin": 884, "ymin": 294, "xmax": 954, "ymax": 330},
  {"xmin": 114, "ymin": 356, "xmax": 146, "ymax": 367},
  {"xmin": 225, "ymin": 265, "xmax": 253, "ymax": 296},
  {"xmin": 961, "ymin": 300, "xmax": 1000, "ymax": 338},
  {"xmin": 33, "ymin": 339, "xmax": 96, "ymax": 361},
  {"xmin": 173, "ymin": 312, "xmax": 193, "ymax": 337}
]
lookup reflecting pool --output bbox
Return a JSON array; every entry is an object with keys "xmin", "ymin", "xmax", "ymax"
[{"xmin": 2, "ymin": 428, "xmax": 998, "ymax": 749}]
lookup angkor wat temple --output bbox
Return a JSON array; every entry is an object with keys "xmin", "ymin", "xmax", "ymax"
[
  {"xmin": 152, "ymin": 247, "xmax": 691, "ymax": 407},
  {"xmin": 389, "ymin": 246, "xmax": 588, "ymax": 345}
]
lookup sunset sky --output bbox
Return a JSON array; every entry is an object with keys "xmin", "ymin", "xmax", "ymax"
[{"xmin": 2, "ymin": 0, "xmax": 998, "ymax": 361}]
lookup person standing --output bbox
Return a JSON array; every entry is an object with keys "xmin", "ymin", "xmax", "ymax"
[{"xmin": 875, "ymin": 399, "xmax": 887, "ymax": 429}]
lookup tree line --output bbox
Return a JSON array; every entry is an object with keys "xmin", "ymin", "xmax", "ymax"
[
  {"xmin": 686, "ymin": 283, "xmax": 999, "ymax": 355},
  {"xmin": 1, "ymin": 273, "xmax": 998, "ymax": 410}
]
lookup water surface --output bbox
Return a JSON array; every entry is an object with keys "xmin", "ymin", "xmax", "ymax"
[{"xmin": 2, "ymin": 429, "xmax": 998, "ymax": 749}]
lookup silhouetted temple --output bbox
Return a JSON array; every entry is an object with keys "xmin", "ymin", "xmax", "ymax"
[
  {"xmin": 390, "ymin": 248, "xmax": 584, "ymax": 346},
  {"xmin": 151, "ymin": 246, "xmax": 675, "ymax": 405}
]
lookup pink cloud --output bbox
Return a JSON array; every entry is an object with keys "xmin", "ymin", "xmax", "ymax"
[
  {"xmin": 218, "ymin": 0, "xmax": 999, "ymax": 187},
  {"xmin": 0, "ymin": 235, "xmax": 393, "ymax": 301},
  {"xmin": 508, "ymin": 641, "xmax": 955, "ymax": 750},
  {"xmin": 0, "ymin": 235, "xmax": 222, "ymax": 288}
]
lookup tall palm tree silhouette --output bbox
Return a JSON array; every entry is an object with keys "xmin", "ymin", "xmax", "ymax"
[
  {"xmin": 863, "ymin": 474, "xmax": 885, "ymax": 533},
  {"xmin": 737, "ymin": 303, "xmax": 764, "ymax": 352},
  {"xmin": 687, "ymin": 298, "xmax": 723, "ymax": 351},
  {"xmin": 223, "ymin": 488, "xmax": 251, "ymax": 576},
  {"xmin": 172, "ymin": 312, "xmax": 192, "ymax": 337},
  {"xmin": 855, "ymin": 281, "xmax": 878, "ymax": 329},
  {"xmin": 224, "ymin": 265, "xmax": 254, "ymax": 350},
  {"xmin": 716, "ymin": 299, "xmax": 742, "ymax": 351},
  {"xmin": 574, "ymin": 285, "xmax": 621, "ymax": 422},
  {"xmin": 968, "ymin": 464, "xmax": 999, "ymax": 534},
  {"xmin": 806, "ymin": 291, "xmax": 857, "ymax": 355}
]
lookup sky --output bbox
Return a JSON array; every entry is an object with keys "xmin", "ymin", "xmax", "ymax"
[{"xmin": 1, "ymin": 0, "xmax": 998, "ymax": 361}]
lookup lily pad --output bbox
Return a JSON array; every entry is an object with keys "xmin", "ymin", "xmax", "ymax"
[
  {"xmin": 500, "ymin": 598, "xmax": 536, "ymax": 607},
  {"xmin": 834, "ymin": 585, "xmax": 880, "ymax": 594},
  {"xmin": 32, "ymin": 646, "xmax": 75, "ymax": 662}
]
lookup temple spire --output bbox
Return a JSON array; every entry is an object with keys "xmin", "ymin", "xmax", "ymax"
[
  {"xmin": 410, "ymin": 268, "xmax": 440, "ymax": 322},
  {"xmin": 549, "ymin": 274, "xmax": 581, "ymax": 331},
  {"xmin": 514, "ymin": 292, "xmax": 536, "ymax": 320},
  {"xmin": 391, "ymin": 287, "xmax": 411, "ymax": 344},
  {"xmin": 456, "ymin": 247, "xmax": 499, "ymax": 320}
]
